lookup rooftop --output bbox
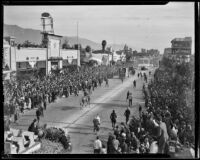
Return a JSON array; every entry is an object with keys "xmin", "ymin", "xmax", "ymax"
[
  {"xmin": 92, "ymin": 50, "xmax": 113, "ymax": 54},
  {"xmin": 171, "ymin": 37, "xmax": 192, "ymax": 42}
]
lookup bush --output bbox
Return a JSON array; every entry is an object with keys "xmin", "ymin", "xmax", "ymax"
[
  {"xmin": 45, "ymin": 127, "xmax": 65, "ymax": 142},
  {"xmin": 43, "ymin": 127, "xmax": 72, "ymax": 152}
]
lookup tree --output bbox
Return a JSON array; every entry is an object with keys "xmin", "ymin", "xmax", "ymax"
[
  {"xmin": 102, "ymin": 40, "xmax": 107, "ymax": 52},
  {"xmin": 124, "ymin": 44, "xmax": 128, "ymax": 52},
  {"xmin": 62, "ymin": 40, "xmax": 71, "ymax": 49},
  {"xmin": 85, "ymin": 45, "xmax": 91, "ymax": 53},
  {"xmin": 126, "ymin": 52, "xmax": 132, "ymax": 62},
  {"xmin": 74, "ymin": 44, "xmax": 82, "ymax": 50},
  {"xmin": 23, "ymin": 40, "xmax": 31, "ymax": 48}
]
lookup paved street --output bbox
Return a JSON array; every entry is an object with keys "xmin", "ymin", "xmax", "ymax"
[{"xmin": 11, "ymin": 69, "xmax": 155, "ymax": 154}]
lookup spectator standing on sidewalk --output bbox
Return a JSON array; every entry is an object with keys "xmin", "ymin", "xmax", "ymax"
[
  {"xmin": 114, "ymin": 125, "xmax": 120, "ymax": 140},
  {"xmin": 157, "ymin": 116, "xmax": 169, "ymax": 154},
  {"xmin": 124, "ymin": 107, "xmax": 131, "ymax": 125},
  {"xmin": 112, "ymin": 135, "xmax": 120, "ymax": 154},
  {"xmin": 94, "ymin": 136, "xmax": 102, "ymax": 154},
  {"xmin": 107, "ymin": 133, "xmax": 114, "ymax": 154}
]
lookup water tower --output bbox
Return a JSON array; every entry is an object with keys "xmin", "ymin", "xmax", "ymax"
[{"xmin": 41, "ymin": 12, "xmax": 54, "ymax": 34}]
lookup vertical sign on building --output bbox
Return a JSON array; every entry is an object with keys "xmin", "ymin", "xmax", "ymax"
[{"xmin": 3, "ymin": 46, "xmax": 10, "ymax": 69}]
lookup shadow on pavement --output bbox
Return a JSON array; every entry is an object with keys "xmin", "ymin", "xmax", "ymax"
[
  {"xmin": 61, "ymin": 106, "xmax": 79, "ymax": 111},
  {"xmin": 112, "ymin": 100, "xmax": 126, "ymax": 102},
  {"xmin": 91, "ymin": 102, "xmax": 128, "ymax": 108}
]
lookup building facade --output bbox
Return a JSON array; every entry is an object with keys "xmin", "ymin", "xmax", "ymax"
[
  {"xmin": 4, "ymin": 36, "xmax": 80, "ymax": 76},
  {"xmin": 171, "ymin": 37, "xmax": 192, "ymax": 63},
  {"xmin": 3, "ymin": 37, "xmax": 17, "ymax": 80}
]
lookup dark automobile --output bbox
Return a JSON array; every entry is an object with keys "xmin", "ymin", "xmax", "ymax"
[{"xmin": 141, "ymin": 66, "xmax": 148, "ymax": 70}]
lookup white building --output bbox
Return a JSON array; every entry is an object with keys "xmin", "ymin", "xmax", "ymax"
[{"xmin": 15, "ymin": 48, "xmax": 80, "ymax": 71}]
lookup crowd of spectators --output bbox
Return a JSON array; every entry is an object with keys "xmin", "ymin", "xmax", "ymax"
[
  {"xmin": 3, "ymin": 65, "xmax": 120, "ymax": 122},
  {"xmin": 94, "ymin": 59, "xmax": 194, "ymax": 155},
  {"xmin": 145, "ymin": 60, "xmax": 194, "ymax": 148}
]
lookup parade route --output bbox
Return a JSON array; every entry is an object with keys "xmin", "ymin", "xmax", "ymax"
[{"xmin": 10, "ymin": 69, "xmax": 155, "ymax": 154}]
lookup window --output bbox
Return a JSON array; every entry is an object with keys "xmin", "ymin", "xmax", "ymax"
[{"xmin": 18, "ymin": 63, "xmax": 21, "ymax": 68}]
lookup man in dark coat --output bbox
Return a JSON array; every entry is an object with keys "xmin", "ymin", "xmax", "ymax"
[
  {"xmin": 110, "ymin": 110, "xmax": 117, "ymax": 129},
  {"xmin": 124, "ymin": 107, "xmax": 131, "ymax": 125}
]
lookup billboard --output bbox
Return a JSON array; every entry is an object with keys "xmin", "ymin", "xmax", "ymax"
[{"xmin": 48, "ymin": 38, "xmax": 60, "ymax": 58}]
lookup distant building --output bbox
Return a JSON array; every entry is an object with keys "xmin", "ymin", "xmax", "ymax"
[
  {"xmin": 116, "ymin": 50, "xmax": 126, "ymax": 62},
  {"xmin": 141, "ymin": 48, "xmax": 146, "ymax": 53},
  {"xmin": 112, "ymin": 51, "xmax": 121, "ymax": 62},
  {"xmin": 171, "ymin": 37, "xmax": 192, "ymax": 63},
  {"xmin": 147, "ymin": 49, "xmax": 160, "ymax": 57},
  {"xmin": 91, "ymin": 49, "xmax": 113, "ymax": 65}
]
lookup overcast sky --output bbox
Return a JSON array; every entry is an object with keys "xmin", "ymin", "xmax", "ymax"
[{"xmin": 4, "ymin": 2, "xmax": 194, "ymax": 53}]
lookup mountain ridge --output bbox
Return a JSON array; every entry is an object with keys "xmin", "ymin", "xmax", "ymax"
[{"xmin": 4, "ymin": 24, "xmax": 128, "ymax": 50}]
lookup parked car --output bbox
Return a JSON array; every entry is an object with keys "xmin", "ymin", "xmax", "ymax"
[{"xmin": 141, "ymin": 66, "xmax": 148, "ymax": 70}]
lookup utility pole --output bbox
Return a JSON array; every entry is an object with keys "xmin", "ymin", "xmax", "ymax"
[{"xmin": 77, "ymin": 21, "xmax": 79, "ymax": 69}]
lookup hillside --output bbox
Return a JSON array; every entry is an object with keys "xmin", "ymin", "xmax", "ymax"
[{"xmin": 4, "ymin": 24, "xmax": 126, "ymax": 50}]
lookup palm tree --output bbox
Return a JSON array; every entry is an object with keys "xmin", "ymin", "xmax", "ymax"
[
  {"xmin": 102, "ymin": 40, "xmax": 107, "ymax": 53},
  {"xmin": 85, "ymin": 45, "xmax": 91, "ymax": 53}
]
